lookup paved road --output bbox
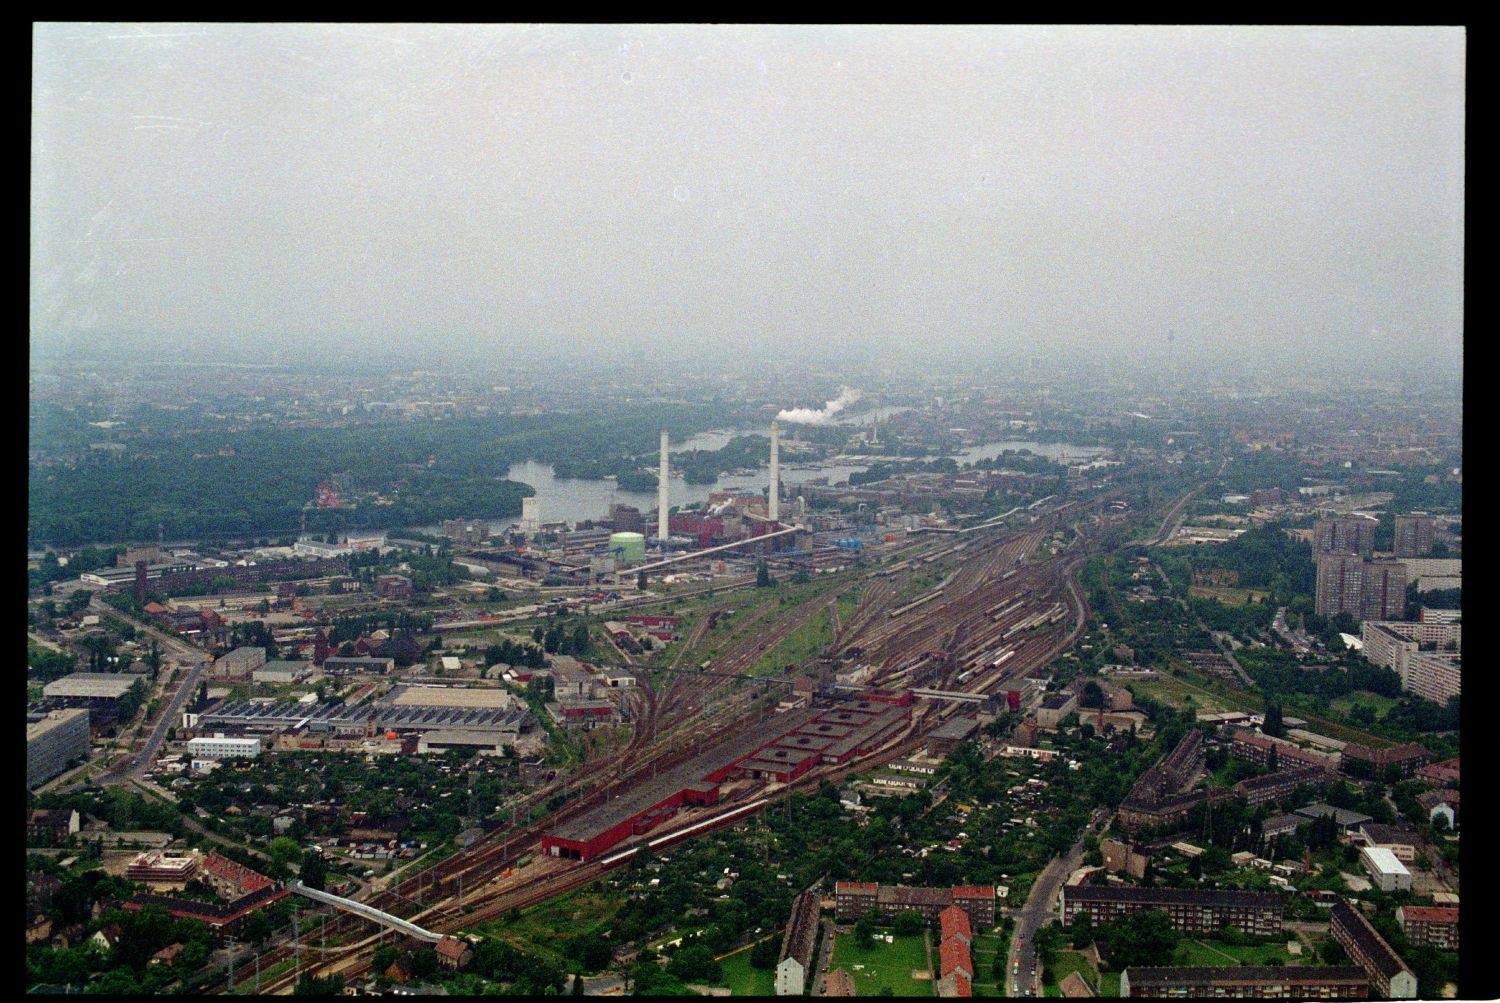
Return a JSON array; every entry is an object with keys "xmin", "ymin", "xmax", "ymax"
[
  {"xmin": 809, "ymin": 916, "xmax": 838, "ymax": 994},
  {"xmin": 127, "ymin": 776, "xmax": 274, "ymax": 862},
  {"xmin": 1272, "ymin": 607, "xmax": 1314, "ymax": 655},
  {"xmin": 88, "ymin": 596, "xmax": 212, "ymax": 785},
  {"xmin": 1007, "ymin": 806, "xmax": 1110, "ymax": 996}
]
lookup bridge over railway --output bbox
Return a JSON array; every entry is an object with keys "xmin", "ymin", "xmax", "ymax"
[
  {"xmin": 833, "ymin": 682, "xmax": 993, "ymax": 706},
  {"xmin": 289, "ymin": 882, "xmax": 443, "ymax": 943},
  {"xmin": 633, "ymin": 526, "xmax": 803, "ymax": 573}
]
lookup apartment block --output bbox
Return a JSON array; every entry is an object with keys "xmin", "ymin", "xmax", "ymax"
[
  {"xmin": 1396, "ymin": 906, "xmax": 1458, "ymax": 950},
  {"xmin": 1120, "ymin": 965, "xmax": 1368, "ymax": 998},
  {"xmin": 1314, "ymin": 518, "xmax": 1376, "ymax": 557},
  {"xmin": 1061, "ymin": 886, "xmax": 1282, "ymax": 937},
  {"xmin": 1394, "ymin": 514, "xmax": 1436, "ymax": 558},
  {"xmin": 1330, "ymin": 900, "xmax": 1417, "ymax": 999}
]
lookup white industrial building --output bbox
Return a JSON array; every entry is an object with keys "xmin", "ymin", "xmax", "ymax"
[
  {"xmin": 1360, "ymin": 846, "xmax": 1412, "ymax": 892},
  {"xmin": 253, "ymin": 660, "xmax": 312, "ymax": 685},
  {"xmin": 185, "ymin": 735, "xmax": 262, "ymax": 760}
]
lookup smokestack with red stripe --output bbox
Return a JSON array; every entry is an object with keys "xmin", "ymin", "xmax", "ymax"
[
  {"xmin": 769, "ymin": 421, "xmax": 780, "ymax": 523},
  {"xmin": 658, "ymin": 430, "xmax": 670, "ymax": 543}
]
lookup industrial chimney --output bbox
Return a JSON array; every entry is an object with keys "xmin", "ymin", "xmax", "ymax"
[
  {"xmin": 658, "ymin": 430, "xmax": 670, "ymax": 543},
  {"xmin": 769, "ymin": 421, "xmax": 780, "ymax": 523}
]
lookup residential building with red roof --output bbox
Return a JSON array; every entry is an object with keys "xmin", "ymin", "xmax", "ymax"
[
  {"xmin": 824, "ymin": 967, "xmax": 856, "ymax": 996},
  {"xmin": 435, "ymin": 935, "xmax": 472, "ymax": 970},
  {"xmin": 200, "ymin": 851, "xmax": 274, "ymax": 899},
  {"xmin": 939, "ymin": 936, "xmax": 973, "ymax": 981},
  {"xmin": 1397, "ymin": 905, "xmax": 1459, "ymax": 950},
  {"xmin": 939, "ymin": 904, "xmax": 972, "ymax": 945},
  {"xmin": 1417, "ymin": 757, "xmax": 1460, "ymax": 786}
]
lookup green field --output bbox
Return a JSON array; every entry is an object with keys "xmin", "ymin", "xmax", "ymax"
[
  {"xmin": 1133, "ymin": 668, "xmax": 1397, "ymax": 750},
  {"xmin": 1330, "ymin": 690, "xmax": 1400, "ymax": 716},
  {"xmin": 1189, "ymin": 585, "xmax": 1270, "ymax": 605},
  {"xmin": 969, "ymin": 932, "xmax": 1004, "ymax": 994},
  {"xmin": 748, "ymin": 606, "xmax": 833, "ymax": 677},
  {"xmin": 716, "ymin": 941, "xmax": 776, "ymax": 996},
  {"xmin": 830, "ymin": 931, "xmax": 932, "ymax": 996},
  {"xmin": 1125, "ymin": 674, "xmax": 1254, "ymax": 715},
  {"xmin": 1044, "ymin": 949, "xmax": 1097, "ymax": 997},
  {"xmin": 473, "ymin": 889, "xmax": 622, "ymax": 968},
  {"xmin": 1171, "ymin": 938, "xmax": 1301, "ymax": 968}
]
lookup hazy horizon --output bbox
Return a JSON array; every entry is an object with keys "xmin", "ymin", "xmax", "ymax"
[{"xmin": 32, "ymin": 24, "xmax": 1464, "ymax": 375}]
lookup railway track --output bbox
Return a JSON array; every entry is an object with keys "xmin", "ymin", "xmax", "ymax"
[{"xmin": 237, "ymin": 499, "xmax": 1117, "ymax": 991}]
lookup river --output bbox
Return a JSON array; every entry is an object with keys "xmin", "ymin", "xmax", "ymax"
[{"xmin": 414, "ymin": 436, "xmax": 1107, "ymax": 533}]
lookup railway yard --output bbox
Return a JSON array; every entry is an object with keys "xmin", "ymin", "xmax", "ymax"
[{"xmin": 221, "ymin": 494, "xmax": 1116, "ymax": 993}]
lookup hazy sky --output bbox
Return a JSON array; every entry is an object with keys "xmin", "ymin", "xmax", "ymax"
[{"xmin": 31, "ymin": 24, "xmax": 1464, "ymax": 371}]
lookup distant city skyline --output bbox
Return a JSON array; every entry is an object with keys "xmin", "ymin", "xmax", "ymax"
[{"xmin": 32, "ymin": 24, "xmax": 1464, "ymax": 375}]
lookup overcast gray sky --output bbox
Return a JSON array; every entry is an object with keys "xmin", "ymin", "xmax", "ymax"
[{"xmin": 31, "ymin": 24, "xmax": 1464, "ymax": 372}]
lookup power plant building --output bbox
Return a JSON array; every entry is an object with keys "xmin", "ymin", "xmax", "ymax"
[{"xmin": 609, "ymin": 532, "xmax": 646, "ymax": 564}]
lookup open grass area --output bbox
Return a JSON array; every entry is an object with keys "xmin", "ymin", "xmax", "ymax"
[
  {"xmin": 1043, "ymin": 949, "xmax": 1096, "ymax": 997},
  {"xmin": 830, "ymin": 931, "xmax": 932, "ymax": 996},
  {"xmin": 1172, "ymin": 938, "xmax": 1240, "ymax": 967},
  {"xmin": 1202, "ymin": 940, "xmax": 1301, "ymax": 966},
  {"xmin": 1330, "ymin": 690, "xmax": 1400, "ymax": 716},
  {"xmin": 473, "ymin": 889, "xmax": 622, "ymax": 968},
  {"xmin": 1157, "ymin": 665, "xmax": 1398, "ymax": 750},
  {"xmin": 715, "ymin": 941, "xmax": 776, "ymax": 996},
  {"xmin": 747, "ymin": 606, "xmax": 833, "ymax": 677},
  {"xmin": 1189, "ymin": 585, "xmax": 1270, "ymax": 605},
  {"xmin": 1125, "ymin": 673, "xmax": 1255, "ymax": 715},
  {"xmin": 969, "ymin": 932, "xmax": 1005, "ymax": 994},
  {"xmin": 1099, "ymin": 970, "xmax": 1122, "ymax": 996},
  {"xmin": 1168, "ymin": 937, "xmax": 1298, "ymax": 969}
]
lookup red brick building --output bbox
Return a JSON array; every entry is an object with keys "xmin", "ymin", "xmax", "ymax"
[{"xmin": 834, "ymin": 882, "xmax": 995, "ymax": 928}]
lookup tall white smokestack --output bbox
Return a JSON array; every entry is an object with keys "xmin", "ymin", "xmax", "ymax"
[
  {"xmin": 658, "ymin": 430, "xmax": 670, "ymax": 542},
  {"xmin": 769, "ymin": 421, "xmax": 780, "ymax": 523}
]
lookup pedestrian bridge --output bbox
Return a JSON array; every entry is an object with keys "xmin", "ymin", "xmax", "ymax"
[
  {"xmin": 289, "ymin": 881, "xmax": 443, "ymax": 943},
  {"xmin": 833, "ymin": 682, "xmax": 990, "ymax": 705}
]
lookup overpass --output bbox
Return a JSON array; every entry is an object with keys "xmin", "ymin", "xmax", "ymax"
[
  {"xmin": 833, "ymin": 682, "xmax": 991, "ymax": 706},
  {"xmin": 289, "ymin": 881, "xmax": 442, "ymax": 943},
  {"xmin": 634, "ymin": 526, "xmax": 802, "ymax": 573}
]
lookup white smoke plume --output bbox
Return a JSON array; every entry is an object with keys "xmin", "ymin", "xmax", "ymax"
[{"xmin": 776, "ymin": 387, "xmax": 861, "ymax": 425}]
